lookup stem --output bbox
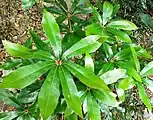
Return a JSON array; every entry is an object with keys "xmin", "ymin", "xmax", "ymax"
[{"xmin": 66, "ymin": 0, "xmax": 72, "ymax": 33}]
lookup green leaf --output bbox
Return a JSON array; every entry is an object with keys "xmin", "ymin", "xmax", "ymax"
[
  {"xmin": 0, "ymin": 89, "xmax": 22, "ymax": 108},
  {"xmin": 3, "ymin": 40, "xmax": 54, "ymax": 60},
  {"xmin": 22, "ymin": 0, "xmax": 36, "ymax": 10},
  {"xmin": 103, "ymin": 43, "xmax": 113, "ymax": 59},
  {"xmin": 140, "ymin": 61, "xmax": 153, "ymax": 77},
  {"xmin": 65, "ymin": 113, "xmax": 78, "ymax": 120},
  {"xmin": 29, "ymin": 29, "xmax": 51, "ymax": 51},
  {"xmin": 117, "ymin": 62, "xmax": 142, "ymax": 82},
  {"xmin": 86, "ymin": 23, "xmax": 103, "ymax": 36},
  {"xmin": 143, "ymin": 78, "xmax": 153, "ymax": 93},
  {"xmin": 111, "ymin": 4, "xmax": 120, "ymax": 17},
  {"xmin": 0, "ymin": 59, "xmax": 22, "ymax": 70},
  {"xmin": 119, "ymin": 77, "xmax": 135, "ymax": 90},
  {"xmin": 131, "ymin": 46, "xmax": 140, "ymax": 72},
  {"xmin": 38, "ymin": 67, "xmax": 60, "ymax": 120},
  {"xmin": 0, "ymin": 111, "xmax": 19, "ymax": 120},
  {"xmin": 92, "ymin": 90, "xmax": 118, "ymax": 107},
  {"xmin": 62, "ymin": 35, "xmax": 101, "ymax": 59},
  {"xmin": 0, "ymin": 61, "xmax": 53, "ymax": 88},
  {"xmin": 97, "ymin": 62, "xmax": 114, "ymax": 76},
  {"xmin": 99, "ymin": 69, "xmax": 127, "ymax": 85},
  {"xmin": 59, "ymin": 67, "xmax": 83, "ymax": 117},
  {"xmin": 106, "ymin": 20, "xmax": 138, "ymax": 30},
  {"xmin": 64, "ymin": 62, "xmax": 110, "ymax": 91},
  {"xmin": 103, "ymin": 1, "xmax": 113, "ymax": 25},
  {"xmin": 62, "ymin": 32, "xmax": 80, "ymax": 51},
  {"xmin": 91, "ymin": 6, "xmax": 102, "ymax": 24},
  {"xmin": 108, "ymin": 28, "xmax": 132, "ymax": 43},
  {"xmin": 87, "ymin": 92, "xmax": 101, "ymax": 120},
  {"xmin": 65, "ymin": 107, "xmax": 74, "ymax": 117},
  {"xmin": 42, "ymin": 10, "xmax": 62, "ymax": 58},
  {"xmin": 140, "ymin": 13, "xmax": 153, "ymax": 30},
  {"xmin": 85, "ymin": 53, "xmax": 94, "ymax": 72},
  {"xmin": 114, "ymin": 48, "xmax": 131, "ymax": 61},
  {"xmin": 137, "ymin": 82, "xmax": 152, "ymax": 111}
]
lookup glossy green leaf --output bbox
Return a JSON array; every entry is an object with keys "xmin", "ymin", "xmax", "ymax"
[
  {"xmin": 62, "ymin": 35, "xmax": 101, "ymax": 59},
  {"xmin": 0, "ymin": 59, "xmax": 22, "ymax": 70},
  {"xmin": 97, "ymin": 62, "xmax": 114, "ymax": 76},
  {"xmin": 131, "ymin": 46, "xmax": 140, "ymax": 72},
  {"xmin": 103, "ymin": 43, "xmax": 113, "ymax": 59},
  {"xmin": 29, "ymin": 29, "xmax": 51, "ymax": 51},
  {"xmin": 87, "ymin": 92, "xmax": 101, "ymax": 120},
  {"xmin": 62, "ymin": 32, "xmax": 80, "ymax": 51},
  {"xmin": 59, "ymin": 67, "xmax": 83, "ymax": 117},
  {"xmin": 0, "ymin": 89, "xmax": 22, "ymax": 108},
  {"xmin": 108, "ymin": 28, "xmax": 132, "ymax": 43},
  {"xmin": 119, "ymin": 77, "xmax": 135, "ymax": 90},
  {"xmin": 103, "ymin": 1, "xmax": 113, "ymax": 25},
  {"xmin": 22, "ymin": 0, "xmax": 36, "ymax": 10},
  {"xmin": 0, "ymin": 61, "xmax": 53, "ymax": 88},
  {"xmin": 143, "ymin": 78, "xmax": 153, "ymax": 93},
  {"xmin": 117, "ymin": 62, "xmax": 142, "ymax": 82},
  {"xmin": 111, "ymin": 4, "xmax": 120, "ymax": 16},
  {"xmin": 100, "ymin": 69, "xmax": 127, "ymax": 85},
  {"xmin": 91, "ymin": 6, "xmax": 102, "ymax": 24},
  {"xmin": 140, "ymin": 61, "xmax": 153, "ymax": 77},
  {"xmin": 106, "ymin": 20, "xmax": 138, "ymax": 30},
  {"xmin": 2, "ymin": 40, "xmax": 54, "ymax": 60},
  {"xmin": 0, "ymin": 111, "xmax": 19, "ymax": 120},
  {"xmin": 92, "ymin": 90, "xmax": 118, "ymax": 107},
  {"xmin": 38, "ymin": 67, "xmax": 60, "ymax": 120},
  {"xmin": 86, "ymin": 23, "xmax": 103, "ymax": 36},
  {"xmin": 64, "ymin": 62, "xmax": 110, "ymax": 91},
  {"xmin": 42, "ymin": 10, "xmax": 62, "ymax": 58},
  {"xmin": 137, "ymin": 82, "xmax": 152, "ymax": 111},
  {"xmin": 114, "ymin": 48, "xmax": 131, "ymax": 61},
  {"xmin": 85, "ymin": 53, "xmax": 94, "ymax": 72}
]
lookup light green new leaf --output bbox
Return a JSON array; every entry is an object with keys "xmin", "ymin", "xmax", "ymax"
[
  {"xmin": 108, "ymin": 28, "xmax": 132, "ymax": 43},
  {"xmin": 106, "ymin": 20, "xmax": 138, "ymax": 30},
  {"xmin": 137, "ymin": 82, "xmax": 152, "ymax": 111},
  {"xmin": 92, "ymin": 90, "xmax": 118, "ymax": 107},
  {"xmin": 85, "ymin": 53, "xmax": 94, "ymax": 72},
  {"xmin": 59, "ymin": 67, "xmax": 83, "ymax": 117},
  {"xmin": 38, "ymin": 67, "xmax": 60, "ymax": 120},
  {"xmin": 64, "ymin": 62, "xmax": 110, "ymax": 91},
  {"xmin": 97, "ymin": 62, "xmax": 114, "ymax": 76},
  {"xmin": 3, "ymin": 40, "xmax": 54, "ymax": 60},
  {"xmin": 42, "ymin": 11, "xmax": 62, "ymax": 58},
  {"xmin": 143, "ymin": 78, "xmax": 153, "ymax": 93},
  {"xmin": 131, "ymin": 46, "xmax": 140, "ymax": 72},
  {"xmin": 100, "ymin": 69, "xmax": 127, "ymax": 85},
  {"xmin": 0, "ymin": 61, "xmax": 53, "ymax": 88},
  {"xmin": 119, "ymin": 77, "xmax": 135, "ymax": 90},
  {"xmin": 87, "ymin": 92, "xmax": 101, "ymax": 120},
  {"xmin": 103, "ymin": 1, "xmax": 113, "ymax": 25},
  {"xmin": 140, "ymin": 61, "xmax": 153, "ymax": 77},
  {"xmin": 62, "ymin": 35, "xmax": 101, "ymax": 59}
]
